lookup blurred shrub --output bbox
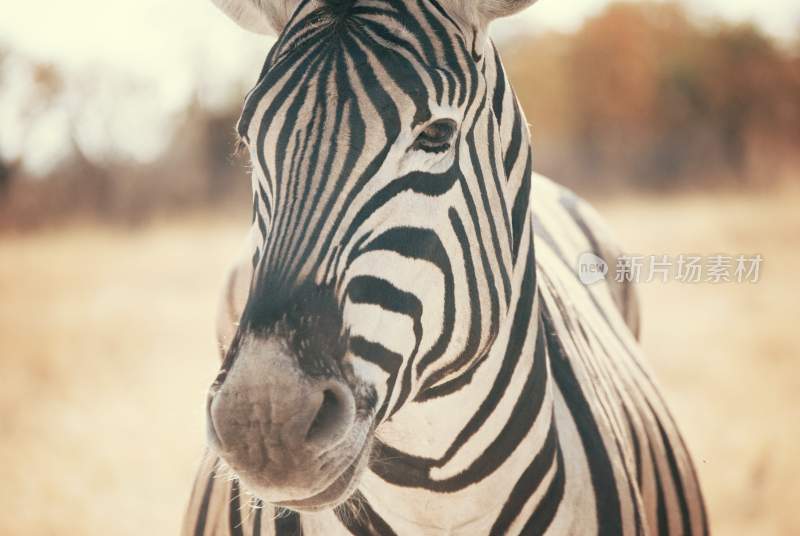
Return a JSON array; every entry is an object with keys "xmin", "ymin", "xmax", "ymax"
[
  {"xmin": 0, "ymin": 102, "xmax": 251, "ymax": 230},
  {"xmin": 502, "ymin": 2, "xmax": 800, "ymax": 192}
]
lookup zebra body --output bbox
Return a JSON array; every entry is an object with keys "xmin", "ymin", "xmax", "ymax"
[{"xmin": 183, "ymin": 1, "xmax": 707, "ymax": 534}]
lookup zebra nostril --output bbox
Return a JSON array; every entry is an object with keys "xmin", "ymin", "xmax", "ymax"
[
  {"xmin": 305, "ymin": 382, "xmax": 355, "ymax": 449},
  {"xmin": 307, "ymin": 390, "xmax": 339, "ymax": 439}
]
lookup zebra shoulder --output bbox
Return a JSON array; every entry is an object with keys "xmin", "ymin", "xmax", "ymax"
[{"xmin": 532, "ymin": 173, "xmax": 641, "ymax": 340}]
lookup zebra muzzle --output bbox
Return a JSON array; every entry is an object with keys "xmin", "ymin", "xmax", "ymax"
[{"xmin": 206, "ymin": 334, "xmax": 362, "ymax": 503}]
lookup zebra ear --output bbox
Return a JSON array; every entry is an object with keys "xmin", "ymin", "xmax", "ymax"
[
  {"xmin": 480, "ymin": 0, "xmax": 540, "ymax": 20},
  {"xmin": 210, "ymin": 0, "xmax": 299, "ymax": 35},
  {"xmin": 446, "ymin": 0, "xmax": 540, "ymax": 26}
]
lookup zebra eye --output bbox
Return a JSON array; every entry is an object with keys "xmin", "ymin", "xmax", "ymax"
[{"xmin": 413, "ymin": 119, "xmax": 457, "ymax": 154}]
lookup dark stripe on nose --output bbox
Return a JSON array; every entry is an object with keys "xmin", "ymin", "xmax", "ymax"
[
  {"xmin": 349, "ymin": 336, "xmax": 402, "ymax": 376},
  {"xmin": 347, "ymin": 275, "xmax": 423, "ymax": 344}
]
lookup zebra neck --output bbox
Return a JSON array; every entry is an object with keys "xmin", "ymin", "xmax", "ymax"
[
  {"xmin": 486, "ymin": 41, "xmax": 535, "ymax": 271},
  {"xmin": 359, "ymin": 220, "xmax": 548, "ymax": 531}
]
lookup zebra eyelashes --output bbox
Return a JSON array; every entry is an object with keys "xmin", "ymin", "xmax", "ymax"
[
  {"xmin": 235, "ymin": 136, "xmax": 249, "ymax": 156},
  {"xmin": 411, "ymin": 119, "xmax": 458, "ymax": 154}
]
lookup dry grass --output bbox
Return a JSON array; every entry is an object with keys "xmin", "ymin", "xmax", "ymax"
[
  {"xmin": 0, "ymin": 190, "xmax": 798, "ymax": 534},
  {"xmin": 0, "ymin": 216, "xmax": 245, "ymax": 535},
  {"xmin": 597, "ymin": 188, "xmax": 800, "ymax": 536}
]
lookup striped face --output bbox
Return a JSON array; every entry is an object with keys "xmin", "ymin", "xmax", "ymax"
[{"xmin": 207, "ymin": 0, "xmax": 526, "ymax": 511}]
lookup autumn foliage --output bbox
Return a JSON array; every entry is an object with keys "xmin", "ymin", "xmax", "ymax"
[{"xmin": 502, "ymin": 2, "xmax": 800, "ymax": 191}]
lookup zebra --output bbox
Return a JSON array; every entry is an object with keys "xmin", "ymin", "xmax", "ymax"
[{"xmin": 183, "ymin": 0, "xmax": 708, "ymax": 534}]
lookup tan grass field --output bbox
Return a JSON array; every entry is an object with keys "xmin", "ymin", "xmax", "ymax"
[{"xmin": 1, "ymin": 190, "xmax": 798, "ymax": 535}]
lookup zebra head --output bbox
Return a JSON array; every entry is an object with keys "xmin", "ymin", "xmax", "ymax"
[{"xmin": 206, "ymin": 0, "xmax": 537, "ymax": 512}]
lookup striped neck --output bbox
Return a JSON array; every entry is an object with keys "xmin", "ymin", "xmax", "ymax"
[{"xmin": 331, "ymin": 40, "xmax": 546, "ymax": 531}]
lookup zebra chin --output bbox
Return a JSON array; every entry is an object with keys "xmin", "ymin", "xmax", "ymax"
[
  {"xmin": 241, "ymin": 435, "xmax": 373, "ymax": 512},
  {"xmin": 205, "ymin": 334, "xmax": 376, "ymax": 512}
]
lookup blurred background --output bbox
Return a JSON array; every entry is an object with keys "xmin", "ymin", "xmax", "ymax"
[{"xmin": 1, "ymin": 0, "xmax": 798, "ymax": 534}]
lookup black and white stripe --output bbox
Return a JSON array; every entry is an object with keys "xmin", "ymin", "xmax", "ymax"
[{"xmin": 183, "ymin": 1, "xmax": 708, "ymax": 534}]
